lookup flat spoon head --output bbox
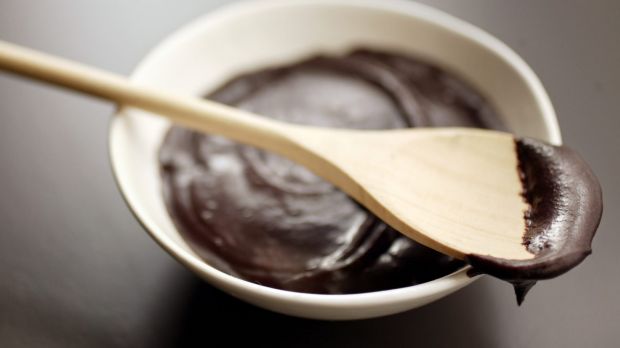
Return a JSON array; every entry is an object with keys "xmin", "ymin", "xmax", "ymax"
[
  {"xmin": 291, "ymin": 127, "xmax": 532, "ymax": 260},
  {"xmin": 285, "ymin": 126, "xmax": 601, "ymax": 294}
]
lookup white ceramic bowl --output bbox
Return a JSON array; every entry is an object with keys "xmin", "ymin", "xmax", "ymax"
[{"xmin": 109, "ymin": 0, "xmax": 561, "ymax": 320}]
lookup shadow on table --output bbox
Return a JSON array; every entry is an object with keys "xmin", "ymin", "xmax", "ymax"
[{"xmin": 160, "ymin": 273, "xmax": 502, "ymax": 348}]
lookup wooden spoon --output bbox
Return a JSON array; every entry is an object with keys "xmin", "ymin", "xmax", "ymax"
[{"xmin": 0, "ymin": 40, "xmax": 533, "ymax": 262}]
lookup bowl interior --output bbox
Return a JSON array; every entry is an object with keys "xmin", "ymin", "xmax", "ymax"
[{"xmin": 109, "ymin": 0, "xmax": 559, "ymax": 319}]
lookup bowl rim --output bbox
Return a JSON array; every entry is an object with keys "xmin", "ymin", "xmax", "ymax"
[{"xmin": 108, "ymin": 0, "xmax": 560, "ymax": 308}]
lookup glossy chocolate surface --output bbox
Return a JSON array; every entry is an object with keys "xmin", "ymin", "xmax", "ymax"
[
  {"xmin": 159, "ymin": 50, "xmax": 602, "ymax": 299},
  {"xmin": 158, "ymin": 49, "xmax": 503, "ymax": 293}
]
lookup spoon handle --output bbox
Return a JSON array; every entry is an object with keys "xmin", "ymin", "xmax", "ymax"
[{"xmin": 0, "ymin": 40, "xmax": 296, "ymax": 152}]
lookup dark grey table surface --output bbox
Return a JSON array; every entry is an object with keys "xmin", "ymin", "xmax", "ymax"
[{"xmin": 0, "ymin": 1, "xmax": 618, "ymax": 347}]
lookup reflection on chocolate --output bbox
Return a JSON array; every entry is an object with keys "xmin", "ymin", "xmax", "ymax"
[
  {"xmin": 467, "ymin": 138, "xmax": 603, "ymax": 304},
  {"xmin": 159, "ymin": 49, "xmax": 503, "ymax": 294}
]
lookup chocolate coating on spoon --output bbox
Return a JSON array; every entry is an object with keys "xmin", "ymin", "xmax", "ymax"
[{"xmin": 467, "ymin": 138, "xmax": 603, "ymax": 304}]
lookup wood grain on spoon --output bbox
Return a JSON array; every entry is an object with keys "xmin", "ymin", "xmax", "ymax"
[{"xmin": 0, "ymin": 40, "xmax": 533, "ymax": 261}]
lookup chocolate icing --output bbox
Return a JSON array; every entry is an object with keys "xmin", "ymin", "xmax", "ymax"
[
  {"xmin": 159, "ymin": 49, "xmax": 602, "ymax": 302},
  {"xmin": 159, "ymin": 50, "xmax": 499, "ymax": 294},
  {"xmin": 467, "ymin": 138, "xmax": 603, "ymax": 304}
]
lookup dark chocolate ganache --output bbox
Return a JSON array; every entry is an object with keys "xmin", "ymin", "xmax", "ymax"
[
  {"xmin": 159, "ymin": 49, "xmax": 602, "ymax": 301},
  {"xmin": 159, "ymin": 49, "xmax": 499, "ymax": 294}
]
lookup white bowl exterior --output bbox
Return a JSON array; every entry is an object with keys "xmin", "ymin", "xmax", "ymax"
[{"xmin": 109, "ymin": 0, "xmax": 560, "ymax": 320}]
